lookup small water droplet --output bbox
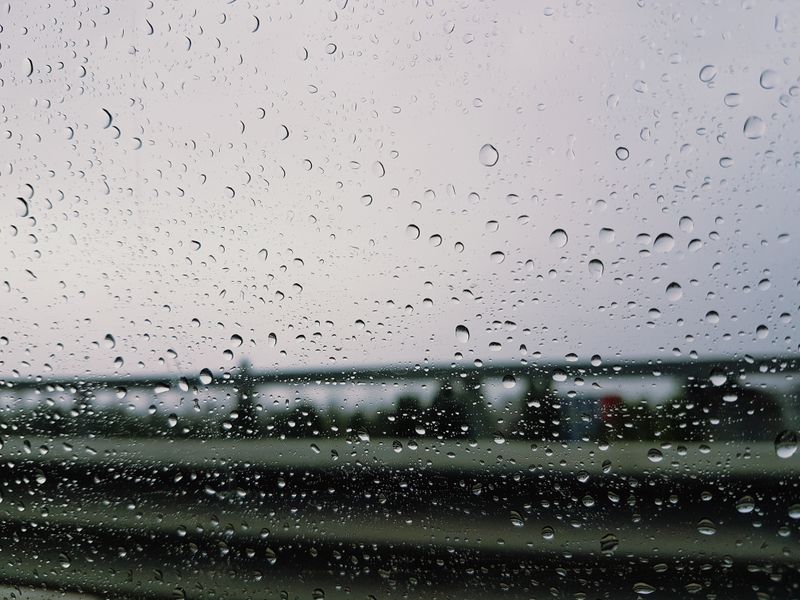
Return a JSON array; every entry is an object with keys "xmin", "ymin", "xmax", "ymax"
[
  {"xmin": 615, "ymin": 146, "xmax": 629, "ymax": 161},
  {"xmin": 541, "ymin": 526, "xmax": 554, "ymax": 540}
]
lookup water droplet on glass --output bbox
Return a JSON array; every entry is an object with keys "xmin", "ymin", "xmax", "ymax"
[
  {"xmin": 699, "ymin": 65, "xmax": 717, "ymax": 83},
  {"xmin": 490, "ymin": 251, "xmax": 505, "ymax": 264},
  {"xmin": 588, "ymin": 259, "xmax": 604, "ymax": 280},
  {"xmin": 103, "ymin": 334, "xmax": 116, "ymax": 349},
  {"xmin": 774, "ymin": 430, "xmax": 798, "ymax": 459},
  {"xmin": 199, "ymin": 368, "xmax": 213, "ymax": 385},
  {"xmin": 735, "ymin": 496, "xmax": 755, "ymax": 514},
  {"xmin": 759, "ymin": 69, "xmax": 779, "ymax": 90},
  {"xmin": 633, "ymin": 583, "xmax": 656, "ymax": 595},
  {"xmin": 599, "ymin": 228, "xmax": 615, "ymax": 243},
  {"xmin": 406, "ymin": 224, "xmax": 420, "ymax": 240},
  {"xmin": 709, "ymin": 368, "xmax": 727, "ymax": 387},
  {"xmin": 653, "ymin": 233, "xmax": 675, "ymax": 253},
  {"xmin": 509, "ymin": 510, "xmax": 524, "ymax": 527},
  {"xmin": 705, "ymin": 311, "xmax": 720, "ymax": 324},
  {"xmin": 743, "ymin": 115, "xmax": 766, "ymax": 139},
  {"xmin": 549, "ymin": 229, "xmax": 568, "ymax": 248},
  {"xmin": 647, "ymin": 448, "xmax": 663, "ymax": 463},
  {"xmin": 696, "ymin": 518, "xmax": 716, "ymax": 536},
  {"xmin": 541, "ymin": 526, "xmax": 555, "ymax": 540},
  {"xmin": 455, "ymin": 325, "xmax": 470, "ymax": 343},
  {"xmin": 600, "ymin": 533, "xmax": 619, "ymax": 553},
  {"xmin": 479, "ymin": 143, "xmax": 499, "ymax": 167},
  {"xmin": 724, "ymin": 92, "xmax": 741, "ymax": 107},
  {"xmin": 502, "ymin": 374, "xmax": 516, "ymax": 389},
  {"xmin": 665, "ymin": 282, "xmax": 683, "ymax": 301},
  {"xmin": 615, "ymin": 146, "xmax": 629, "ymax": 161}
]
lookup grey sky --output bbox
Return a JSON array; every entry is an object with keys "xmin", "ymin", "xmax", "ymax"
[{"xmin": 1, "ymin": 0, "xmax": 799, "ymax": 379}]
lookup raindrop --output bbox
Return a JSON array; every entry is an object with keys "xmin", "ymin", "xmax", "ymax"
[
  {"xmin": 509, "ymin": 510, "xmax": 524, "ymax": 527},
  {"xmin": 735, "ymin": 496, "xmax": 755, "ymax": 514},
  {"xmin": 502, "ymin": 374, "xmax": 516, "ymax": 389},
  {"xmin": 759, "ymin": 69, "xmax": 779, "ymax": 90},
  {"xmin": 599, "ymin": 228, "xmax": 615, "ymax": 243},
  {"xmin": 647, "ymin": 448, "xmax": 663, "ymax": 463},
  {"xmin": 479, "ymin": 144, "xmax": 499, "ymax": 167},
  {"xmin": 600, "ymin": 533, "xmax": 619, "ymax": 553},
  {"xmin": 277, "ymin": 125, "xmax": 289, "ymax": 140},
  {"xmin": 268, "ymin": 332, "xmax": 278, "ymax": 347},
  {"xmin": 665, "ymin": 282, "xmax": 683, "ymax": 301},
  {"xmin": 775, "ymin": 430, "xmax": 798, "ymax": 459},
  {"xmin": 723, "ymin": 92, "xmax": 741, "ymax": 107},
  {"xmin": 705, "ymin": 311, "xmax": 720, "ymax": 324},
  {"xmin": 698, "ymin": 65, "xmax": 717, "ymax": 83},
  {"xmin": 696, "ymin": 518, "xmax": 716, "ymax": 536},
  {"xmin": 615, "ymin": 146, "xmax": 629, "ymax": 161},
  {"xmin": 709, "ymin": 368, "xmax": 727, "ymax": 387},
  {"xmin": 103, "ymin": 334, "xmax": 116, "ymax": 349},
  {"xmin": 743, "ymin": 116, "xmax": 766, "ymax": 139},
  {"xmin": 679, "ymin": 216, "xmax": 694, "ymax": 232},
  {"xmin": 455, "ymin": 325, "xmax": 470, "ymax": 343},
  {"xmin": 549, "ymin": 229, "xmax": 568, "ymax": 248},
  {"xmin": 653, "ymin": 233, "xmax": 675, "ymax": 252},
  {"xmin": 231, "ymin": 334, "xmax": 243, "ymax": 347},
  {"xmin": 541, "ymin": 526, "xmax": 554, "ymax": 540},
  {"xmin": 199, "ymin": 369, "xmax": 213, "ymax": 385},
  {"xmin": 406, "ymin": 224, "xmax": 420, "ymax": 240},
  {"xmin": 633, "ymin": 583, "xmax": 656, "ymax": 595},
  {"xmin": 15, "ymin": 198, "xmax": 29, "ymax": 217},
  {"xmin": 490, "ymin": 251, "xmax": 505, "ymax": 264},
  {"xmin": 588, "ymin": 259, "xmax": 604, "ymax": 280}
]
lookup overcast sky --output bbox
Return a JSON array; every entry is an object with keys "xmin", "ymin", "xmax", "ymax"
[{"xmin": 1, "ymin": 0, "xmax": 799, "ymax": 379}]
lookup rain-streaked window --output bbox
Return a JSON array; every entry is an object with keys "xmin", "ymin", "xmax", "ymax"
[{"xmin": 1, "ymin": 1, "xmax": 799, "ymax": 599}]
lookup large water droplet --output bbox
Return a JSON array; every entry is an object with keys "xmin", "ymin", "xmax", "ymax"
[
  {"xmin": 549, "ymin": 229, "xmax": 568, "ymax": 248},
  {"xmin": 699, "ymin": 65, "xmax": 717, "ymax": 83},
  {"xmin": 588, "ymin": 259, "xmax": 604, "ymax": 279},
  {"xmin": 709, "ymin": 368, "xmax": 727, "ymax": 387},
  {"xmin": 479, "ymin": 144, "xmax": 499, "ymax": 166},
  {"xmin": 455, "ymin": 325, "xmax": 470, "ymax": 343},
  {"xmin": 775, "ymin": 430, "xmax": 798, "ymax": 459},
  {"xmin": 653, "ymin": 233, "xmax": 675, "ymax": 252},
  {"xmin": 759, "ymin": 69, "xmax": 779, "ymax": 90},
  {"xmin": 199, "ymin": 368, "xmax": 213, "ymax": 385},
  {"xmin": 743, "ymin": 115, "xmax": 766, "ymax": 139},
  {"xmin": 406, "ymin": 224, "xmax": 420, "ymax": 239},
  {"xmin": 600, "ymin": 533, "xmax": 619, "ymax": 554},
  {"xmin": 665, "ymin": 282, "xmax": 683, "ymax": 301}
]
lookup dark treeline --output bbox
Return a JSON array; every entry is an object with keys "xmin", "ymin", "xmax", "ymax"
[{"xmin": 1, "ymin": 377, "xmax": 792, "ymax": 443}]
